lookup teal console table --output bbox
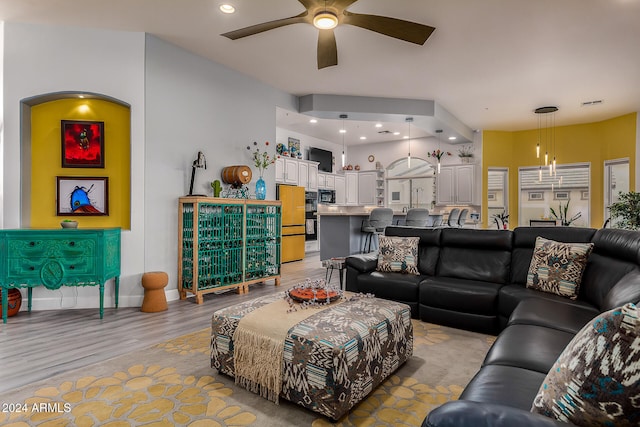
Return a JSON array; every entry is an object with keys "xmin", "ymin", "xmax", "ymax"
[{"xmin": 0, "ymin": 228, "xmax": 121, "ymax": 323}]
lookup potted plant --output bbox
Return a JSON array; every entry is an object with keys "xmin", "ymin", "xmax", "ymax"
[
  {"xmin": 493, "ymin": 211, "xmax": 509, "ymax": 229},
  {"xmin": 608, "ymin": 191, "xmax": 640, "ymax": 230},
  {"xmin": 457, "ymin": 145, "xmax": 474, "ymax": 163},
  {"xmin": 549, "ymin": 200, "xmax": 582, "ymax": 226}
]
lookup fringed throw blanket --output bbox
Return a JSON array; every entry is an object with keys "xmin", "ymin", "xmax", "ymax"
[{"xmin": 233, "ymin": 297, "xmax": 346, "ymax": 403}]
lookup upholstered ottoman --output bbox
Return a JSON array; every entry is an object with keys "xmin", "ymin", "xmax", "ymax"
[{"xmin": 211, "ymin": 293, "xmax": 413, "ymax": 420}]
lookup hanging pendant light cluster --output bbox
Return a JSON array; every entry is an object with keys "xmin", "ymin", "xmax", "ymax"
[
  {"xmin": 535, "ymin": 106, "xmax": 558, "ymax": 181},
  {"xmin": 340, "ymin": 114, "xmax": 348, "ymax": 168},
  {"xmin": 406, "ymin": 117, "xmax": 413, "ymax": 168}
]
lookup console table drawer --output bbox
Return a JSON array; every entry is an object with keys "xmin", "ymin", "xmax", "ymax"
[
  {"xmin": 7, "ymin": 257, "xmax": 97, "ymax": 279},
  {"xmin": 6, "ymin": 237, "xmax": 96, "ymax": 259}
]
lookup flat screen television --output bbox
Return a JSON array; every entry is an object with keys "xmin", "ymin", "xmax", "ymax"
[{"xmin": 308, "ymin": 147, "xmax": 333, "ymax": 173}]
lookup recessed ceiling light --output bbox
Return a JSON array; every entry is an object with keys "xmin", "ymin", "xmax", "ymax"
[
  {"xmin": 360, "ymin": 136, "xmax": 367, "ymax": 140},
  {"xmin": 448, "ymin": 136, "xmax": 457, "ymax": 140},
  {"xmin": 219, "ymin": 4, "xmax": 235, "ymax": 14},
  {"xmin": 375, "ymin": 123, "xmax": 382, "ymax": 128},
  {"xmin": 393, "ymin": 132, "xmax": 400, "ymax": 136},
  {"xmin": 309, "ymin": 118, "xmax": 318, "ymax": 123},
  {"xmin": 339, "ymin": 129, "xmax": 346, "ymax": 134},
  {"xmin": 403, "ymin": 136, "xmax": 409, "ymax": 139}
]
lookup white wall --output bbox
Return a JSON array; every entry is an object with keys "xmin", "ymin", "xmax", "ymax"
[
  {"xmin": 348, "ymin": 136, "xmax": 473, "ymax": 171},
  {"xmin": 2, "ymin": 23, "xmax": 297, "ymax": 311},
  {"xmin": 3, "ymin": 22, "xmax": 146, "ymax": 309},
  {"xmin": 144, "ymin": 35, "xmax": 297, "ymax": 299}
]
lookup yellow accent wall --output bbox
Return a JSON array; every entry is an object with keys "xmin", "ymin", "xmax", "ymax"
[
  {"xmin": 483, "ymin": 113, "xmax": 636, "ymax": 229},
  {"xmin": 30, "ymin": 98, "xmax": 131, "ymax": 229}
]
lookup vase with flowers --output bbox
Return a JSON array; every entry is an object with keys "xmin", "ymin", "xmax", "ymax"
[
  {"xmin": 428, "ymin": 149, "xmax": 452, "ymax": 172},
  {"xmin": 247, "ymin": 141, "xmax": 275, "ymax": 200},
  {"xmin": 428, "ymin": 149, "xmax": 452, "ymax": 162}
]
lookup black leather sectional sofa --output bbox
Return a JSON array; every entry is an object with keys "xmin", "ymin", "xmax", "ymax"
[{"xmin": 345, "ymin": 226, "xmax": 640, "ymax": 426}]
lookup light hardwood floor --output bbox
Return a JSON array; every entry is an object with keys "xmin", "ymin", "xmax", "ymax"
[{"xmin": 0, "ymin": 254, "xmax": 329, "ymax": 394}]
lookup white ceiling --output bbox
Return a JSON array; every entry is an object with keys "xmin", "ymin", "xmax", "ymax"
[{"xmin": 2, "ymin": 0, "xmax": 640, "ymax": 144}]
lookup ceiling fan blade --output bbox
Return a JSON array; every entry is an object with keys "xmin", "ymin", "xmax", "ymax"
[
  {"xmin": 298, "ymin": 0, "xmax": 358, "ymax": 11},
  {"xmin": 221, "ymin": 12, "xmax": 309, "ymax": 40},
  {"xmin": 317, "ymin": 29, "xmax": 338, "ymax": 69},
  {"xmin": 342, "ymin": 11, "xmax": 435, "ymax": 45}
]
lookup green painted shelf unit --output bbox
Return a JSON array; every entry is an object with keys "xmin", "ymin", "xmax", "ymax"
[
  {"xmin": 178, "ymin": 197, "xmax": 281, "ymax": 304},
  {"xmin": 0, "ymin": 228, "xmax": 121, "ymax": 323}
]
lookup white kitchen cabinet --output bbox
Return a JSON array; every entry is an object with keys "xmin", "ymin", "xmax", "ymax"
[
  {"xmin": 436, "ymin": 165, "xmax": 476, "ymax": 205},
  {"xmin": 318, "ymin": 172, "xmax": 336, "ymax": 190},
  {"xmin": 275, "ymin": 158, "xmax": 318, "ymax": 189},
  {"xmin": 325, "ymin": 174, "xmax": 335, "ymax": 189},
  {"xmin": 298, "ymin": 161, "xmax": 309, "ymax": 188},
  {"xmin": 307, "ymin": 162, "xmax": 319, "ymax": 191},
  {"xmin": 345, "ymin": 172, "xmax": 359, "ymax": 205},
  {"xmin": 318, "ymin": 173, "xmax": 327, "ymax": 189},
  {"xmin": 357, "ymin": 171, "xmax": 377, "ymax": 205},
  {"xmin": 335, "ymin": 175, "xmax": 346, "ymax": 205},
  {"xmin": 275, "ymin": 157, "xmax": 298, "ymax": 185}
]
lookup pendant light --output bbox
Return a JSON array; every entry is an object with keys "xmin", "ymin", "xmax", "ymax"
[
  {"xmin": 435, "ymin": 129, "xmax": 443, "ymax": 174},
  {"xmin": 534, "ymin": 106, "xmax": 558, "ymax": 174},
  {"xmin": 406, "ymin": 117, "xmax": 413, "ymax": 168},
  {"xmin": 340, "ymin": 114, "xmax": 348, "ymax": 168}
]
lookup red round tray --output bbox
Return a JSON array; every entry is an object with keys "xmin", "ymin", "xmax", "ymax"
[{"xmin": 289, "ymin": 288, "xmax": 340, "ymax": 303}]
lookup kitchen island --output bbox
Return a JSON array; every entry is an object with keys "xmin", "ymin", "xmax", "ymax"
[{"xmin": 317, "ymin": 212, "xmax": 372, "ymax": 260}]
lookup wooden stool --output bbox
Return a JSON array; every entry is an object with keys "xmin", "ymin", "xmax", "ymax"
[{"xmin": 141, "ymin": 271, "xmax": 168, "ymax": 313}]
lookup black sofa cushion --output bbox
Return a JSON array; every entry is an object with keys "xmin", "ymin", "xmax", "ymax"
[
  {"xmin": 498, "ymin": 284, "xmax": 596, "ymax": 326},
  {"xmin": 424, "ymin": 401, "xmax": 569, "ymax": 427},
  {"xmin": 579, "ymin": 228, "xmax": 640, "ymax": 309},
  {"xmin": 437, "ymin": 228, "xmax": 512, "ymax": 284},
  {"xmin": 482, "ymin": 324, "xmax": 575, "ymax": 374},
  {"xmin": 421, "ymin": 277, "xmax": 502, "ymax": 316},
  {"xmin": 419, "ymin": 305, "xmax": 499, "ymax": 335},
  {"xmin": 460, "ymin": 364, "xmax": 548, "ymax": 410},
  {"xmin": 352, "ymin": 270, "xmax": 423, "ymax": 318},
  {"xmin": 508, "ymin": 298, "xmax": 599, "ymax": 334}
]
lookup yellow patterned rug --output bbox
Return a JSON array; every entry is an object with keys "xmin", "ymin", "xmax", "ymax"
[{"xmin": 0, "ymin": 321, "xmax": 493, "ymax": 426}]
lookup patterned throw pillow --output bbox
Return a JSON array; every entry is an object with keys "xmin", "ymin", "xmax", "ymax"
[
  {"xmin": 526, "ymin": 237, "xmax": 593, "ymax": 299},
  {"xmin": 376, "ymin": 236, "xmax": 419, "ymax": 275},
  {"xmin": 531, "ymin": 303, "xmax": 640, "ymax": 426}
]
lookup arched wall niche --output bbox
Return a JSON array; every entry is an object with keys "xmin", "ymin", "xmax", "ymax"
[{"xmin": 20, "ymin": 91, "xmax": 131, "ymax": 229}]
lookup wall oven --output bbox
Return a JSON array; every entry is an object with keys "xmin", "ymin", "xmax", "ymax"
[{"xmin": 304, "ymin": 191, "xmax": 318, "ymax": 241}]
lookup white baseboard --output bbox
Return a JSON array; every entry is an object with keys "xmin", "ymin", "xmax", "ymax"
[{"xmin": 15, "ymin": 289, "xmax": 181, "ymax": 312}]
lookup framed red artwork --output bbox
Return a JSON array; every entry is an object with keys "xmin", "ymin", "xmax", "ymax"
[{"xmin": 61, "ymin": 120, "xmax": 104, "ymax": 168}]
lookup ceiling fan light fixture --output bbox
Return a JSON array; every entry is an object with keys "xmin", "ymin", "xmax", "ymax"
[
  {"xmin": 219, "ymin": 4, "xmax": 235, "ymax": 14},
  {"xmin": 313, "ymin": 12, "xmax": 338, "ymax": 30}
]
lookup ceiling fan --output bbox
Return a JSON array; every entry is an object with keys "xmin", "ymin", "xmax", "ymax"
[{"xmin": 221, "ymin": 0, "xmax": 436, "ymax": 69}]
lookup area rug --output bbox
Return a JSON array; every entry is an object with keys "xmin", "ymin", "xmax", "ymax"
[{"xmin": 0, "ymin": 321, "xmax": 494, "ymax": 426}]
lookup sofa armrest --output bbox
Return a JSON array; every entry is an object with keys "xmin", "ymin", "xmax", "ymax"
[
  {"xmin": 345, "ymin": 252, "xmax": 378, "ymax": 273},
  {"xmin": 423, "ymin": 401, "xmax": 572, "ymax": 427}
]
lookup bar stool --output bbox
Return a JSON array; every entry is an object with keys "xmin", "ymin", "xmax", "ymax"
[
  {"xmin": 405, "ymin": 208, "xmax": 430, "ymax": 227},
  {"xmin": 361, "ymin": 208, "xmax": 394, "ymax": 253}
]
